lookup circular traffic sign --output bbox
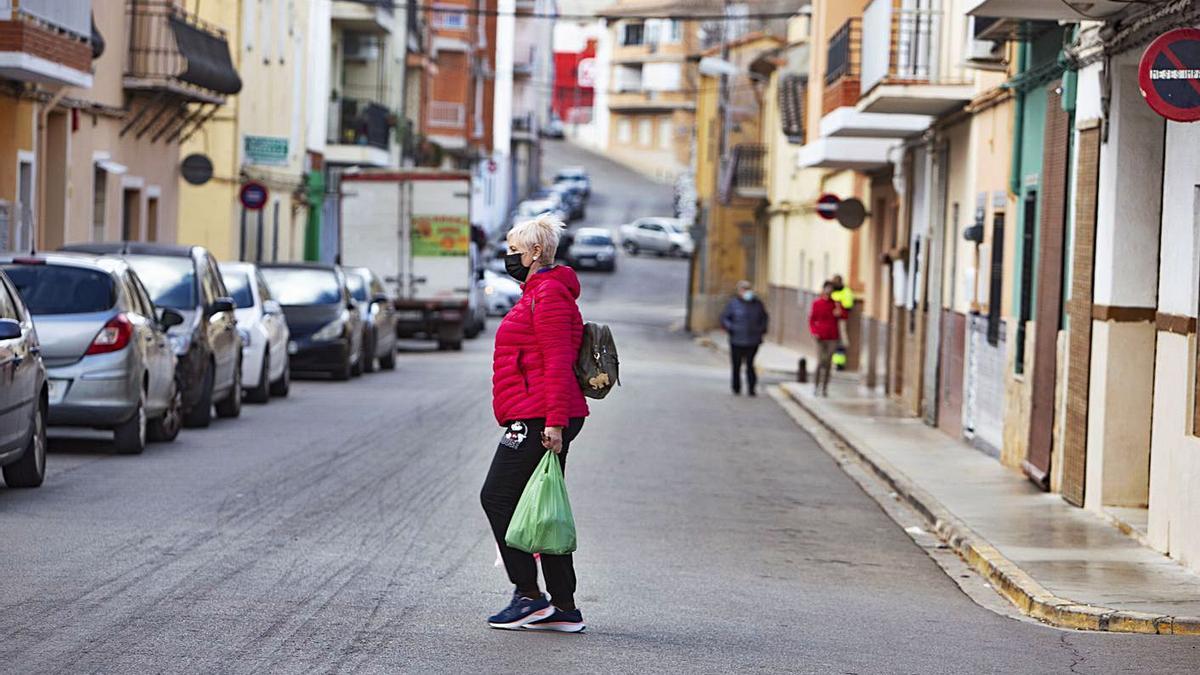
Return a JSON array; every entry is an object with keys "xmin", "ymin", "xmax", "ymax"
[
  {"xmin": 836, "ymin": 198, "xmax": 867, "ymax": 230},
  {"xmin": 181, "ymin": 153, "xmax": 213, "ymax": 185},
  {"xmin": 1139, "ymin": 28, "xmax": 1200, "ymax": 122},
  {"xmin": 816, "ymin": 193, "xmax": 840, "ymax": 220},
  {"xmin": 239, "ymin": 181, "xmax": 269, "ymax": 210}
]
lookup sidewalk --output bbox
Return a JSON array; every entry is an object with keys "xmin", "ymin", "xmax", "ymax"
[
  {"xmin": 778, "ymin": 379, "xmax": 1200, "ymax": 634},
  {"xmin": 698, "ymin": 331, "xmax": 856, "ymax": 382}
]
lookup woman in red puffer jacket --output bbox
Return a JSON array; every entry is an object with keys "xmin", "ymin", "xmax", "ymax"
[{"xmin": 481, "ymin": 215, "xmax": 589, "ymax": 633}]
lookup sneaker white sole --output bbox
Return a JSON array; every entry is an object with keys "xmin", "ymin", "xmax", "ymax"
[
  {"xmin": 523, "ymin": 621, "xmax": 586, "ymax": 633},
  {"xmin": 488, "ymin": 606, "xmax": 554, "ymax": 630}
]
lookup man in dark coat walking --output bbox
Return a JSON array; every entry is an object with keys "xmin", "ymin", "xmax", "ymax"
[{"xmin": 720, "ymin": 280, "xmax": 769, "ymax": 396}]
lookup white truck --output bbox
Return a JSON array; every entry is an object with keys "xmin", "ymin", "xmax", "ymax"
[{"xmin": 340, "ymin": 170, "xmax": 484, "ymax": 351}]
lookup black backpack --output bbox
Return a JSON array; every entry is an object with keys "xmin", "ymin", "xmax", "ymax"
[
  {"xmin": 575, "ymin": 322, "xmax": 619, "ymax": 399},
  {"xmin": 531, "ymin": 297, "xmax": 620, "ymax": 399}
]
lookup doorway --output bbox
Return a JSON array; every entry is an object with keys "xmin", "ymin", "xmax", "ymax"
[
  {"xmin": 122, "ymin": 188, "xmax": 141, "ymax": 241},
  {"xmin": 16, "ymin": 154, "xmax": 33, "ymax": 253}
]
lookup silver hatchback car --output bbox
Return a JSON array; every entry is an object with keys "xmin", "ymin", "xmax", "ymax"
[{"xmin": 1, "ymin": 254, "xmax": 185, "ymax": 454}]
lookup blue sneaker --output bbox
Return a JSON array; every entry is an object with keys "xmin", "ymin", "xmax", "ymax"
[
  {"xmin": 487, "ymin": 591, "xmax": 553, "ymax": 629},
  {"xmin": 524, "ymin": 607, "xmax": 586, "ymax": 633}
]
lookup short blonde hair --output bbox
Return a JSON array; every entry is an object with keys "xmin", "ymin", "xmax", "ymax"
[{"xmin": 508, "ymin": 214, "xmax": 565, "ymax": 265}]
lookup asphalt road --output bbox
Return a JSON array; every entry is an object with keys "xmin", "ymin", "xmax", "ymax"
[{"xmin": 1, "ymin": 141, "xmax": 1197, "ymax": 673}]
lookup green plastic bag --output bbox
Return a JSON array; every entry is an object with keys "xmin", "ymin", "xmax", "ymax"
[{"xmin": 505, "ymin": 451, "xmax": 577, "ymax": 555}]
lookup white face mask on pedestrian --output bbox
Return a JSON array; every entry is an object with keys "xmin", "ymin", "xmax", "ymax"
[{"xmin": 741, "ymin": 291, "xmax": 755, "ymax": 302}]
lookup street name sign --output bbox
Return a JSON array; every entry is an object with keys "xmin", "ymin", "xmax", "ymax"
[{"xmin": 1139, "ymin": 28, "xmax": 1200, "ymax": 122}]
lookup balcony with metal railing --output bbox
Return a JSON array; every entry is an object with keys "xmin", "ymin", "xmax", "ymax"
[
  {"xmin": 0, "ymin": 0, "xmax": 93, "ymax": 87},
  {"xmin": 719, "ymin": 143, "xmax": 766, "ymax": 204},
  {"xmin": 124, "ymin": 0, "xmax": 241, "ymax": 103},
  {"xmin": 822, "ymin": 18, "xmax": 860, "ymax": 118},
  {"xmin": 857, "ymin": 0, "xmax": 972, "ymax": 116}
]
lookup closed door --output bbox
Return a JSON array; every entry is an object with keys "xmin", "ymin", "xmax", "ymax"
[
  {"xmin": 203, "ymin": 257, "xmax": 237, "ymax": 390},
  {"xmin": 122, "ymin": 188, "xmax": 140, "ymax": 241},
  {"xmin": 0, "ymin": 279, "xmax": 33, "ymax": 451}
]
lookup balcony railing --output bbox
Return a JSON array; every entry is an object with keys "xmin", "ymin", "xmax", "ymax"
[
  {"xmin": 328, "ymin": 96, "xmax": 391, "ymax": 150},
  {"xmin": 125, "ymin": 0, "xmax": 241, "ymax": 102},
  {"xmin": 861, "ymin": 0, "xmax": 941, "ymax": 94},
  {"xmin": 427, "ymin": 100, "xmax": 466, "ymax": 129},
  {"xmin": 719, "ymin": 143, "xmax": 766, "ymax": 204},
  {"xmin": 822, "ymin": 18, "xmax": 861, "ymax": 117}
]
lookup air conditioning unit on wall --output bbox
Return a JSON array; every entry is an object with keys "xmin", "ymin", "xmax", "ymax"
[{"xmin": 965, "ymin": 17, "xmax": 1006, "ymax": 71}]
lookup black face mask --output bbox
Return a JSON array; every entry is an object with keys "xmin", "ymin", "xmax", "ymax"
[{"xmin": 505, "ymin": 252, "xmax": 531, "ymax": 282}]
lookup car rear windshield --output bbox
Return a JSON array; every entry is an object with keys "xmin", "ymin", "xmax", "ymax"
[
  {"xmin": 260, "ymin": 267, "xmax": 342, "ymax": 306},
  {"xmin": 577, "ymin": 235, "xmax": 612, "ymax": 246},
  {"xmin": 223, "ymin": 271, "xmax": 256, "ymax": 309},
  {"xmin": 2, "ymin": 264, "xmax": 115, "ymax": 315},
  {"xmin": 125, "ymin": 255, "xmax": 196, "ymax": 310},
  {"xmin": 345, "ymin": 273, "xmax": 368, "ymax": 301}
]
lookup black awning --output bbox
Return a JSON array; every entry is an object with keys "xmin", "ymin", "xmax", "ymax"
[
  {"xmin": 90, "ymin": 15, "xmax": 105, "ymax": 59},
  {"xmin": 168, "ymin": 15, "xmax": 242, "ymax": 95}
]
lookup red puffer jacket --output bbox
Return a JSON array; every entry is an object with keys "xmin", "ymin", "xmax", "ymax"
[{"xmin": 492, "ymin": 265, "xmax": 590, "ymax": 428}]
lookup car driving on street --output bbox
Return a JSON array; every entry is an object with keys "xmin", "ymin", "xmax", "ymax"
[
  {"xmin": 620, "ymin": 216, "xmax": 695, "ymax": 257},
  {"xmin": 61, "ymin": 243, "xmax": 244, "ymax": 428},
  {"xmin": 0, "ymin": 266, "xmax": 46, "ymax": 488},
  {"xmin": 553, "ymin": 166, "xmax": 591, "ymax": 197},
  {"xmin": 220, "ymin": 262, "xmax": 291, "ymax": 403},
  {"xmin": 344, "ymin": 267, "xmax": 397, "ymax": 372},
  {"xmin": 3, "ymin": 254, "xmax": 185, "ymax": 454},
  {"xmin": 259, "ymin": 263, "xmax": 363, "ymax": 381}
]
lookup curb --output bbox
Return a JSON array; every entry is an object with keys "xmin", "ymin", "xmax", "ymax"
[{"xmin": 777, "ymin": 383, "xmax": 1200, "ymax": 635}]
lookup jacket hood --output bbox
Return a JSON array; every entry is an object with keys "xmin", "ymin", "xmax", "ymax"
[{"xmin": 525, "ymin": 264, "xmax": 581, "ymax": 299}]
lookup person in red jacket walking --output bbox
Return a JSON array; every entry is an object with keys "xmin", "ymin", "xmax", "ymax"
[
  {"xmin": 481, "ymin": 215, "xmax": 590, "ymax": 633},
  {"xmin": 809, "ymin": 281, "xmax": 844, "ymax": 397}
]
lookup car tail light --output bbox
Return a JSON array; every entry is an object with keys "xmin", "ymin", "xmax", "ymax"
[{"xmin": 86, "ymin": 314, "xmax": 133, "ymax": 355}]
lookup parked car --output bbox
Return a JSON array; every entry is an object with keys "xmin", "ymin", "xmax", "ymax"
[
  {"xmin": 58, "ymin": 243, "xmax": 242, "ymax": 428},
  {"xmin": 541, "ymin": 113, "xmax": 565, "ymax": 139},
  {"xmin": 543, "ymin": 184, "xmax": 585, "ymax": 221},
  {"xmin": 3, "ymin": 254, "xmax": 186, "ymax": 454},
  {"xmin": 510, "ymin": 198, "xmax": 566, "ymax": 231},
  {"xmin": 620, "ymin": 217, "xmax": 695, "ymax": 257},
  {"xmin": 480, "ymin": 269, "xmax": 522, "ymax": 316},
  {"xmin": 0, "ymin": 267, "xmax": 46, "ymax": 487},
  {"xmin": 566, "ymin": 227, "xmax": 617, "ymax": 272},
  {"xmin": 553, "ymin": 166, "xmax": 590, "ymax": 197},
  {"xmin": 220, "ymin": 262, "xmax": 291, "ymax": 403},
  {"xmin": 343, "ymin": 267, "xmax": 397, "ymax": 372},
  {"xmin": 259, "ymin": 263, "xmax": 364, "ymax": 380}
]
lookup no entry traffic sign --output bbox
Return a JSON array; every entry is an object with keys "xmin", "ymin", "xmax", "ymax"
[
  {"xmin": 1139, "ymin": 28, "xmax": 1200, "ymax": 122},
  {"xmin": 816, "ymin": 193, "xmax": 840, "ymax": 220},
  {"xmin": 239, "ymin": 181, "xmax": 269, "ymax": 210}
]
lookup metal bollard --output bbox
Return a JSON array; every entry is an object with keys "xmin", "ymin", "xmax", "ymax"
[{"xmin": 797, "ymin": 357, "xmax": 808, "ymax": 383}]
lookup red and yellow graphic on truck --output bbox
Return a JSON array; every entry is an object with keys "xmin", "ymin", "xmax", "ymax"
[{"xmin": 412, "ymin": 215, "xmax": 470, "ymax": 257}]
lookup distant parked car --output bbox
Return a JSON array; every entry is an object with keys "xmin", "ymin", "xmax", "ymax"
[
  {"xmin": 260, "ymin": 263, "xmax": 364, "ymax": 381},
  {"xmin": 541, "ymin": 113, "xmax": 565, "ymax": 139},
  {"xmin": 0, "ymin": 267, "xmax": 46, "ymax": 487},
  {"xmin": 344, "ymin": 267, "xmax": 397, "ymax": 372},
  {"xmin": 620, "ymin": 217, "xmax": 695, "ymax": 257},
  {"xmin": 510, "ymin": 198, "xmax": 566, "ymax": 231},
  {"xmin": 220, "ymin": 262, "xmax": 291, "ymax": 403},
  {"xmin": 553, "ymin": 166, "xmax": 590, "ymax": 197},
  {"xmin": 567, "ymin": 227, "xmax": 617, "ymax": 272},
  {"xmin": 60, "ymin": 243, "xmax": 243, "ymax": 428},
  {"xmin": 543, "ymin": 183, "xmax": 586, "ymax": 221},
  {"xmin": 480, "ymin": 269, "xmax": 521, "ymax": 316},
  {"xmin": 2, "ymin": 254, "xmax": 184, "ymax": 454}
]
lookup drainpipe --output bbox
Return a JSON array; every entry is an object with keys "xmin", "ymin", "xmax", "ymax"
[
  {"xmin": 34, "ymin": 87, "xmax": 68, "ymax": 253},
  {"xmin": 1008, "ymin": 41, "xmax": 1027, "ymax": 196}
]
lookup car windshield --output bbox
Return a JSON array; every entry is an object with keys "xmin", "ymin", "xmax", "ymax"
[
  {"xmin": 556, "ymin": 170, "xmax": 584, "ymax": 181},
  {"xmin": 2, "ymin": 264, "xmax": 115, "ymax": 315},
  {"xmin": 223, "ymin": 271, "xmax": 256, "ymax": 309},
  {"xmin": 345, "ymin": 273, "xmax": 369, "ymax": 301},
  {"xmin": 260, "ymin": 267, "xmax": 342, "ymax": 306},
  {"xmin": 125, "ymin": 255, "xmax": 196, "ymax": 310},
  {"xmin": 577, "ymin": 235, "xmax": 612, "ymax": 246}
]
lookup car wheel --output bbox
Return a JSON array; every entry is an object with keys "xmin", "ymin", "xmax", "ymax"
[
  {"xmin": 148, "ymin": 378, "xmax": 183, "ymax": 442},
  {"xmin": 3, "ymin": 404, "xmax": 46, "ymax": 488},
  {"xmin": 183, "ymin": 363, "xmax": 214, "ymax": 428},
  {"xmin": 245, "ymin": 350, "xmax": 271, "ymax": 403},
  {"xmin": 380, "ymin": 344, "xmax": 397, "ymax": 370},
  {"xmin": 350, "ymin": 341, "xmax": 364, "ymax": 377},
  {"xmin": 624, "ymin": 241, "xmax": 639, "ymax": 256},
  {"xmin": 114, "ymin": 387, "xmax": 147, "ymax": 455},
  {"xmin": 362, "ymin": 330, "xmax": 377, "ymax": 373},
  {"xmin": 215, "ymin": 359, "xmax": 243, "ymax": 418},
  {"xmin": 669, "ymin": 245, "xmax": 682, "ymax": 258},
  {"xmin": 333, "ymin": 351, "xmax": 353, "ymax": 381},
  {"xmin": 270, "ymin": 360, "xmax": 291, "ymax": 397}
]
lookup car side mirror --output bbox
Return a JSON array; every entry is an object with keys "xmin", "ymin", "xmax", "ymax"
[
  {"xmin": 263, "ymin": 299, "xmax": 283, "ymax": 315},
  {"xmin": 207, "ymin": 297, "xmax": 235, "ymax": 316},
  {"xmin": 158, "ymin": 307, "xmax": 185, "ymax": 329},
  {"xmin": 0, "ymin": 318, "xmax": 21, "ymax": 340},
  {"xmin": 476, "ymin": 268, "xmax": 485, "ymax": 281}
]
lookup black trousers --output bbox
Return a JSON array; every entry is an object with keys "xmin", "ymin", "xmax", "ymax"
[
  {"xmin": 731, "ymin": 344, "xmax": 760, "ymax": 394},
  {"xmin": 481, "ymin": 417, "xmax": 585, "ymax": 609}
]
